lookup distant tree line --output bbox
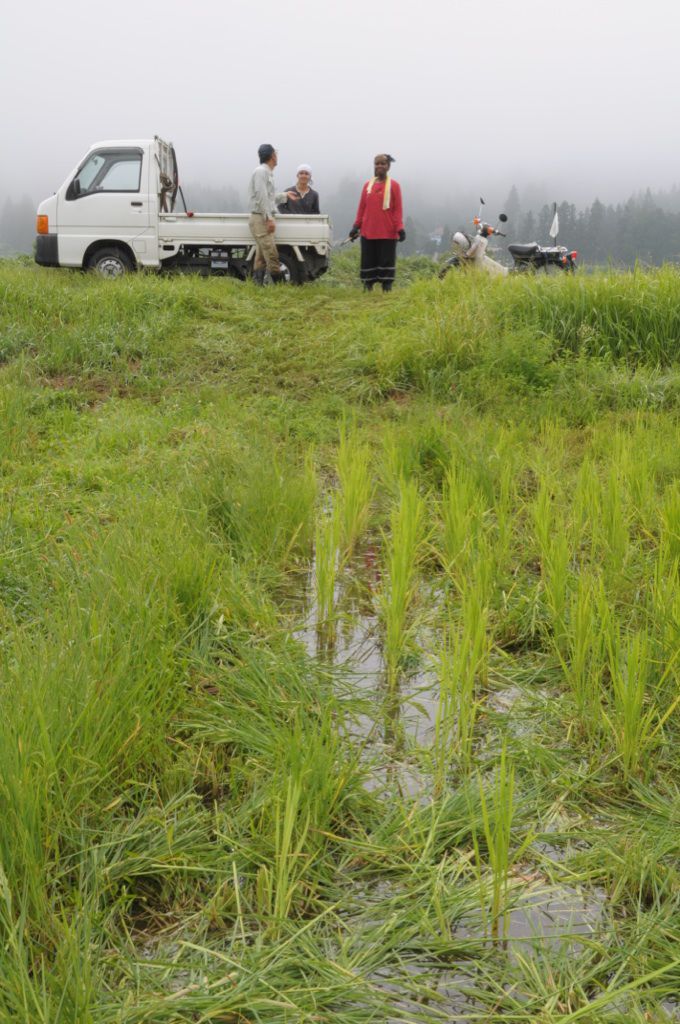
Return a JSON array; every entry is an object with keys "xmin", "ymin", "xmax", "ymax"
[
  {"xmin": 505, "ymin": 188, "xmax": 680, "ymax": 267},
  {"xmin": 4, "ymin": 183, "xmax": 680, "ymax": 268},
  {"xmin": 399, "ymin": 187, "xmax": 680, "ymax": 267}
]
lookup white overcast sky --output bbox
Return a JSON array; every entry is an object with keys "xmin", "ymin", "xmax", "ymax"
[{"xmin": 1, "ymin": 0, "xmax": 679, "ymax": 208}]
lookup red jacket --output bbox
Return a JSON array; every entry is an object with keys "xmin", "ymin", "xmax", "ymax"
[{"xmin": 354, "ymin": 178, "xmax": 404, "ymax": 240}]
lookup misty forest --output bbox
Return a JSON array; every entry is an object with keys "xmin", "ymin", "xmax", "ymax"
[{"xmin": 5, "ymin": 179, "xmax": 680, "ymax": 265}]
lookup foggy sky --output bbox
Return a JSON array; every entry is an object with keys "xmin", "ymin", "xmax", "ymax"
[{"xmin": 2, "ymin": 0, "xmax": 679, "ymax": 212}]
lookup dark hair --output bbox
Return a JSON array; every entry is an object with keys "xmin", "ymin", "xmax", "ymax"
[
  {"xmin": 375, "ymin": 153, "xmax": 396, "ymax": 166},
  {"xmin": 258, "ymin": 143, "xmax": 276, "ymax": 163}
]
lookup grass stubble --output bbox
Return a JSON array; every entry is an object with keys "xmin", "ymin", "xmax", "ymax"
[{"xmin": 1, "ymin": 258, "xmax": 680, "ymax": 1020}]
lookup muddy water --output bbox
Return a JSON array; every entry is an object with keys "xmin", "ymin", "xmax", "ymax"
[{"xmin": 289, "ymin": 555, "xmax": 623, "ymax": 1016}]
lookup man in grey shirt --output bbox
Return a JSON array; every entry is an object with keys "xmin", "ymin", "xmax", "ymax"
[{"xmin": 249, "ymin": 144, "xmax": 298, "ymax": 284}]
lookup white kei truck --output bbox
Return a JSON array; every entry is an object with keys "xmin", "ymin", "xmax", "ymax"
[{"xmin": 35, "ymin": 137, "xmax": 332, "ymax": 283}]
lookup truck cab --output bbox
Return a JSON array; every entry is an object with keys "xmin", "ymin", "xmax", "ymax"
[
  {"xmin": 35, "ymin": 137, "xmax": 331, "ymax": 282},
  {"xmin": 36, "ymin": 137, "xmax": 176, "ymax": 274}
]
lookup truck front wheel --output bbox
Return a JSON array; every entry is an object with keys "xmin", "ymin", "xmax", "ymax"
[{"xmin": 87, "ymin": 247, "xmax": 134, "ymax": 278}]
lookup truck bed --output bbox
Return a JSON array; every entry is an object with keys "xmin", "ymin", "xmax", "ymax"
[{"xmin": 158, "ymin": 212, "xmax": 332, "ymax": 249}]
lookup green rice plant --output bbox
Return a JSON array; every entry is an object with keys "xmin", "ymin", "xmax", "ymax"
[
  {"xmin": 620, "ymin": 431, "xmax": 657, "ymax": 531},
  {"xmin": 648, "ymin": 549, "xmax": 680, "ymax": 703},
  {"xmin": 600, "ymin": 465, "xmax": 630, "ymax": 581},
  {"xmin": 659, "ymin": 479, "xmax": 680, "ymax": 564},
  {"xmin": 379, "ymin": 434, "xmax": 411, "ymax": 493},
  {"xmin": 471, "ymin": 744, "xmax": 533, "ymax": 942},
  {"xmin": 558, "ymin": 572, "xmax": 607, "ymax": 740},
  {"xmin": 490, "ymin": 456, "xmax": 518, "ymax": 584},
  {"xmin": 571, "ymin": 455, "xmax": 602, "ymax": 565},
  {"xmin": 336, "ymin": 425, "xmax": 374, "ymax": 561},
  {"xmin": 314, "ymin": 502, "xmax": 342, "ymax": 651},
  {"xmin": 378, "ymin": 478, "xmax": 426, "ymax": 691},
  {"xmin": 533, "ymin": 483, "xmax": 572, "ymax": 652},
  {"xmin": 433, "ymin": 584, "xmax": 490, "ymax": 785},
  {"xmin": 255, "ymin": 775, "xmax": 311, "ymax": 936},
  {"xmin": 602, "ymin": 622, "xmax": 680, "ymax": 780},
  {"xmin": 604, "ymin": 624, "xmax": 651, "ymax": 779},
  {"xmin": 439, "ymin": 456, "xmax": 487, "ymax": 579}
]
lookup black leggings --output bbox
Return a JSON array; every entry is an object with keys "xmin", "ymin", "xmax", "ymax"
[{"xmin": 360, "ymin": 237, "xmax": 397, "ymax": 291}]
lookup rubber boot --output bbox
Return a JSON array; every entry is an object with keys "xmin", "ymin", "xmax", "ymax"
[
  {"xmin": 270, "ymin": 270, "xmax": 286, "ymax": 285},
  {"xmin": 252, "ymin": 268, "xmax": 265, "ymax": 286}
]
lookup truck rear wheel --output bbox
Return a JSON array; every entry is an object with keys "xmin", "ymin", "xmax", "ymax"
[
  {"xmin": 277, "ymin": 251, "xmax": 305, "ymax": 284},
  {"xmin": 87, "ymin": 247, "xmax": 134, "ymax": 278}
]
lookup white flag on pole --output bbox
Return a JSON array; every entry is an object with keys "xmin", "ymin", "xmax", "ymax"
[{"xmin": 549, "ymin": 208, "xmax": 559, "ymax": 239}]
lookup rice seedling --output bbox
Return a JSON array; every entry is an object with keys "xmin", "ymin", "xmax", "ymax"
[
  {"xmin": 255, "ymin": 775, "xmax": 312, "ymax": 935},
  {"xmin": 433, "ymin": 584, "xmax": 491, "ymax": 786},
  {"xmin": 603, "ymin": 622, "xmax": 680, "ymax": 781},
  {"xmin": 314, "ymin": 501, "xmax": 342, "ymax": 652},
  {"xmin": 336, "ymin": 425, "xmax": 374, "ymax": 561},
  {"xmin": 557, "ymin": 572, "xmax": 607, "ymax": 740},
  {"xmin": 571, "ymin": 455, "xmax": 602, "ymax": 566},
  {"xmin": 439, "ymin": 456, "xmax": 487, "ymax": 580},
  {"xmin": 533, "ymin": 483, "xmax": 572, "ymax": 654},
  {"xmin": 648, "ymin": 549, "xmax": 680, "ymax": 699},
  {"xmin": 659, "ymin": 479, "xmax": 680, "ymax": 564},
  {"xmin": 600, "ymin": 465, "xmax": 630, "ymax": 581},
  {"xmin": 471, "ymin": 744, "xmax": 533, "ymax": 942},
  {"xmin": 490, "ymin": 456, "xmax": 518, "ymax": 585},
  {"xmin": 378, "ymin": 478, "xmax": 426, "ymax": 693}
]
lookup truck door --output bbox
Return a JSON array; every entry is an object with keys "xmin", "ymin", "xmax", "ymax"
[{"xmin": 57, "ymin": 146, "xmax": 153, "ymax": 267}]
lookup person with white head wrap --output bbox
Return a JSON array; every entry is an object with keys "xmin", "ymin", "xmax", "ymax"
[{"xmin": 278, "ymin": 163, "xmax": 320, "ymax": 215}]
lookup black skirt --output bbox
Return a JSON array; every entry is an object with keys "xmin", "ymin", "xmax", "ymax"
[{"xmin": 360, "ymin": 237, "xmax": 397, "ymax": 288}]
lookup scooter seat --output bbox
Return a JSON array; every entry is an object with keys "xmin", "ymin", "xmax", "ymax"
[{"xmin": 508, "ymin": 243, "xmax": 540, "ymax": 257}]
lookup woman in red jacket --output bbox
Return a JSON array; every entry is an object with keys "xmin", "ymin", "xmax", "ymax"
[{"xmin": 349, "ymin": 154, "xmax": 405, "ymax": 292}]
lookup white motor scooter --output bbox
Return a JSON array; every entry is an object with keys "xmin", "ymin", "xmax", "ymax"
[{"xmin": 439, "ymin": 198, "xmax": 508, "ymax": 278}]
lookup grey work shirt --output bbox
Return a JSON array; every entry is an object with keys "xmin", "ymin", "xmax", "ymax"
[{"xmin": 248, "ymin": 164, "xmax": 288, "ymax": 220}]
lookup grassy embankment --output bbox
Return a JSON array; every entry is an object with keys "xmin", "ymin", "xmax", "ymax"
[{"xmin": 2, "ymin": 254, "xmax": 680, "ymax": 1022}]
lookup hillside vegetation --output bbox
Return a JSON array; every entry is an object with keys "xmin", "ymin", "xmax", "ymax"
[{"xmin": 2, "ymin": 257, "xmax": 680, "ymax": 1023}]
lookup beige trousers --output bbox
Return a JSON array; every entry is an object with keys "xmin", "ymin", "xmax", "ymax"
[{"xmin": 248, "ymin": 213, "xmax": 281, "ymax": 274}]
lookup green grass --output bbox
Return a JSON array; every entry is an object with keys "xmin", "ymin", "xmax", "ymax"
[{"xmin": 2, "ymin": 257, "xmax": 680, "ymax": 1021}]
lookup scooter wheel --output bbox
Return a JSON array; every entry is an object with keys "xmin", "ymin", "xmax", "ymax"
[{"xmin": 438, "ymin": 259, "xmax": 460, "ymax": 280}]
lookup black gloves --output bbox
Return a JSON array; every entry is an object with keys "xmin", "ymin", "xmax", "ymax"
[
  {"xmin": 398, "ymin": 229, "xmax": 406, "ymax": 242},
  {"xmin": 348, "ymin": 225, "xmax": 360, "ymax": 241}
]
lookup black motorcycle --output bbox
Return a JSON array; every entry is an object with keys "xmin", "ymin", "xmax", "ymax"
[
  {"xmin": 508, "ymin": 241, "xmax": 578, "ymax": 274},
  {"xmin": 508, "ymin": 203, "xmax": 578, "ymax": 273}
]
